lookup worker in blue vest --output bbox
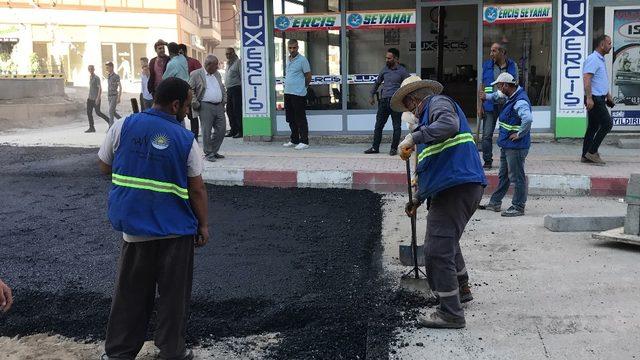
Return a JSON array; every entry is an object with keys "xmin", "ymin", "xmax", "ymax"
[
  {"xmin": 395, "ymin": 76, "xmax": 487, "ymax": 329},
  {"xmin": 479, "ymin": 72, "xmax": 532, "ymax": 217},
  {"xmin": 98, "ymin": 77, "xmax": 209, "ymax": 360},
  {"xmin": 478, "ymin": 43, "xmax": 519, "ymax": 170}
]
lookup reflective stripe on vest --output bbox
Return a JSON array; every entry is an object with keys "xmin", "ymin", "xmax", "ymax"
[
  {"xmin": 499, "ymin": 121, "xmax": 520, "ymax": 132},
  {"xmin": 418, "ymin": 132, "xmax": 475, "ymax": 163},
  {"xmin": 484, "ymin": 86, "xmax": 493, "ymax": 94},
  {"xmin": 112, "ymin": 173, "xmax": 189, "ymax": 200}
]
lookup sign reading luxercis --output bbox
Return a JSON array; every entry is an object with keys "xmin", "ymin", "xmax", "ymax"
[
  {"xmin": 483, "ymin": 3, "xmax": 552, "ymax": 25},
  {"xmin": 274, "ymin": 10, "xmax": 415, "ymax": 32},
  {"xmin": 555, "ymin": 0, "xmax": 588, "ymax": 137},
  {"xmin": 242, "ymin": 0, "xmax": 269, "ymax": 118}
]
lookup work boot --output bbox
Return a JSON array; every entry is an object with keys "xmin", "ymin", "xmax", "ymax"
[
  {"xmin": 501, "ymin": 206, "xmax": 524, "ymax": 217},
  {"xmin": 417, "ymin": 311, "xmax": 465, "ymax": 329},
  {"xmin": 459, "ymin": 283, "xmax": 473, "ymax": 303},
  {"xmin": 478, "ymin": 203, "xmax": 501, "ymax": 212}
]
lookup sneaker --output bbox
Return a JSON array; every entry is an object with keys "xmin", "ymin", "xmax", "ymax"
[
  {"xmin": 478, "ymin": 203, "xmax": 501, "ymax": 212},
  {"xmin": 85, "ymin": 128, "xmax": 96, "ymax": 133},
  {"xmin": 294, "ymin": 143, "xmax": 309, "ymax": 150},
  {"xmin": 580, "ymin": 156, "xmax": 592, "ymax": 163},
  {"xmin": 389, "ymin": 148, "xmax": 398, "ymax": 156},
  {"xmin": 593, "ymin": 152, "xmax": 606, "ymax": 164},
  {"xmin": 459, "ymin": 283, "xmax": 473, "ymax": 303},
  {"xmin": 584, "ymin": 152, "xmax": 605, "ymax": 166},
  {"xmin": 417, "ymin": 311, "xmax": 465, "ymax": 329},
  {"xmin": 364, "ymin": 147, "xmax": 379, "ymax": 154},
  {"xmin": 283, "ymin": 141, "xmax": 296, "ymax": 148},
  {"xmin": 501, "ymin": 206, "xmax": 524, "ymax": 217}
]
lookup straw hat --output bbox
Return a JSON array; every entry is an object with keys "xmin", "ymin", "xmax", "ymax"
[{"xmin": 390, "ymin": 75, "xmax": 443, "ymax": 112}]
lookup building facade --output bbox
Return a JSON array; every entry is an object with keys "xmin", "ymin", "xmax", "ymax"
[
  {"xmin": 0, "ymin": 0, "xmax": 225, "ymax": 88},
  {"xmin": 241, "ymin": 0, "xmax": 640, "ymax": 139}
]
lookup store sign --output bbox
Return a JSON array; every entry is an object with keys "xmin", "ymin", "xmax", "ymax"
[
  {"xmin": 274, "ymin": 10, "xmax": 415, "ymax": 32},
  {"xmin": 611, "ymin": 8, "xmax": 640, "ymax": 127},
  {"xmin": 241, "ymin": 0, "xmax": 270, "ymax": 117},
  {"xmin": 483, "ymin": 3, "xmax": 552, "ymax": 25},
  {"xmin": 556, "ymin": 0, "xmax": 588, "ymax": 126},
  {"xmin": 276, "ymin": 73, "xmax": 416, "ymax": 85},
  {"xmin": 409, "ymin": 40, "xmax": 469, "ymax": 52}
]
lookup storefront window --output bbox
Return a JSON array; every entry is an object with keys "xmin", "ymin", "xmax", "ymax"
[
  {"xmin": 347, "ymin": 0, "xmax": 416, "ymax": 109},
  {"xmin": 275, "ymin": 0, "xmax": 342, "ymax": 111},
  {"xmin": 482, "ymin": 1, "xmax": 553, "ymax": 106}
]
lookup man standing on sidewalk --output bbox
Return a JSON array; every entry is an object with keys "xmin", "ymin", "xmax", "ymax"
[
  {"xmin": 478, "ymin": 43, "xmax": 519, "ymax": 169},
  {"xmin": 98, "ymin": 78, "xmax": 208, "ymax": 360},
  {"xmin": 105, "ymin": 61, "xmax": 122, "ymax": 127},
  {"xmin": 283, "ymin": 39, "xmax": 312, "ymax": 150},
  {"xmin": 163, "ymin": 42, "xmax": 190, "ymax": 82},
  {"xmin": 224, "ymin": 47, "xmax": 243, "ymax": 138},
  {"xmin": 140, "ymin": 57, "xmax": 153, "ymax": 111},
  {"xmin": 582, "ymin": 34, "xmax": 615, "ymax": 165},
  {"xmin": 148, "ymin": 40, "xmax": 169, "ymax": 97},
  {"xmin": 190, "ymin": 55, "xmax": 226, "ymax": 162},
  {"xmin": 179, "ymin": 44, "xmax": 203, "ymax": 139},
  {"xmin": 364, "ymin": 48, "xmax": 410, "ymax": 156},
  {"xmin": 395, "ymin": 76, "xmax": 486, "ymax": 329},
  {"xmin": 85, "ymin": 65, "xmax": 110, "ymax": 132},
  {"xmin": 478, "ymin": 73, "xmax": 532, "ymax": 217}
]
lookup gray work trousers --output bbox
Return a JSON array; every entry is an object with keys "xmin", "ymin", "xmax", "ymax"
[
  {"xmin": 425, "ymin": 183, "xmax": 483, "ymax": 320},
  {"xmin": 108, "ymin": 95, "xmax": 122, "ymax": 126},
  {"xmin": 104, "ymin": 235, "xmax": 195, "ymax": 360},
  {"xmin": 200, "ymin": 102, "xmax": 226, "ymax": 155}
]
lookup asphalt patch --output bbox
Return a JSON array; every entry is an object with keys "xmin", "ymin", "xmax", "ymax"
[{"xmin": 0, "ymin": 146, "xmax": 431, "ymax": 359}]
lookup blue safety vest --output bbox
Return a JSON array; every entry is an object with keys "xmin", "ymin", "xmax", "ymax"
[
  {"xmin": 482, "ymin": 58, "xmax": 518, "ymax": 112},
  {"xmin": 108, "ymin": 108, "xmax": 198, "ymax": 237},
  {"xmin": 416, "ymin": 96, "xmax": 487, "ymax": 201},
  {"xmin": 497, "ymin": 87, "xmax": 531, "ymax": 150}
]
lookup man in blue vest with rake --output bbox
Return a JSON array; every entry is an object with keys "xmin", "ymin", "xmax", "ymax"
[
  {"xmin": 395, "ymin": 76, "xmax": 487, "ymax": 329},
  {"xmin": 478, "ymin": 72, "xmax": 533, "ymax": 217}
]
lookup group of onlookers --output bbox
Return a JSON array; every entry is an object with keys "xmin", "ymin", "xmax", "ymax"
[{"xmin": 85, "ymin": 39, "xmax": 243, "ymax": 162}]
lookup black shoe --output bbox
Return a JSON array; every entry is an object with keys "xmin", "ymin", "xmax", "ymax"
[
  {"xmin": 460, "ymin": 283, "xmax": 473, "ymax": 303},
  {"xmin": 225, "ymin": 132, "xmax": 235, "ymax": 138},
  {"xmin": 85, "ymin": 128, "xmax": 96, "ymax": 133},
  {"xmin": 205, "ymin": 154, "xmax": 217, "ymax": 162},
  {"xmin": 483, "ymin": 163, "xmax": 492, "ymax": 170},
  {"xmin": 213, "ymin": 153, "xmax": 225, "ymax": 159},
  {"xmin": 364, "ymin": 147, "xmax": 379, "ymax": 154},
  {"xmin": 232, "ymin": 133, "xmax": 243, "ymax": 138},
  {"xmin": 501, "ymin": 206, "xmax": 524, "ymax": 217},
  {"xmin": 478, "ymin": 203, "xmax": 501, "ymax": 212},
  {"xmin": 389, "ymin": 148, "xmax": 398, "ymax": 156}
]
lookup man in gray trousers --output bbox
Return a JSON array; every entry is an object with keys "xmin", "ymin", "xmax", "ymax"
[
  {"xmin": 189, "ymin": 55, "xmax": 226, "ymax": 162},
  {"xmin": 105, "ymin": 61, "xmax": 122, "ymax": 127}
]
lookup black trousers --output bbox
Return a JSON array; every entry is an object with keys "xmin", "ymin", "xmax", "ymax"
[
  {"xmin": 86, "ymin": 99, "xmax": 110, "ymax": 128},
  {"xmin": 105, "ymin": 235, "xmax": 195, "ymax": 360},
  {"xmin": 582, "ymin": 95, "xmax": 612, "ymax": 157},
  {"xmin": 372, "ymin": 97, "xmax": 402, "ymax": 151},
  {"xmin": 188, "ymin": 111, "xmax": 199, "ymax": 141},
  {"xmin": 425, "ymin": 183, "xmax": 483, "ymax": 320},
  {"xmin": 284, "ymin": 93, "xmax": 309, "ymax": 144},
  {"xmin": 226, "ymin": 85, "xmax": 243, "ymax": 136}
]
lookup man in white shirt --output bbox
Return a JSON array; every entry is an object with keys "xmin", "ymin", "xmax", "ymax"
[
  {"xmin": 140, "ymin": 57, "xmax": 154, "ymax": 111},
  {"xmin": 189, "ymin": 55, "xmax": 227, "ymax": 162}
]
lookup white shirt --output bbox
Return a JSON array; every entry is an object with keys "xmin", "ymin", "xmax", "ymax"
[
  {"xmin": 202, "ymin": 71, "xmax": 223, "ymax": 103},
  {"xmin": 141, "ymin": 73, "xmax": 153, "ymax": 100}
]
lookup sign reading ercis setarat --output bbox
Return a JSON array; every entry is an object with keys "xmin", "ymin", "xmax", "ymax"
[{"xmin": 274, "ymin": 10, "xmax": 416, "ymax": 32}]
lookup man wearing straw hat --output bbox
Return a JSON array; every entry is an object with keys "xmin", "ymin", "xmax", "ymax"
[{"xmin": 395, "ymin": 75, "xmax": 486, "ymax": 329}]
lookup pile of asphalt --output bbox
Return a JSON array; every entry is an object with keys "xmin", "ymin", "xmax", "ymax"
[{"xmin": 0, "ymin": 146, "xmax": 432, "ymax": 359}]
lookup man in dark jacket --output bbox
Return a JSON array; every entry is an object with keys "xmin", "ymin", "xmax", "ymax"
[{"xmin": 148, "ymin": 39, "xmax": 170, "ymax": 96}]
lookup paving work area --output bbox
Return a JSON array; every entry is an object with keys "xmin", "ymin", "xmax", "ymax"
[{"xmin": 0, "ymin": 145, "xmax": 430, "ymax": 359}]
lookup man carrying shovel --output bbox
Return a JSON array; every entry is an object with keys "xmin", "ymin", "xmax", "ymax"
[{"xmin": 394, "ymin": 76, "xmax": 486, "ymax": 329}]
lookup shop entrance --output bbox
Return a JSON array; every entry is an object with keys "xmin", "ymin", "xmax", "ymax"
[{"xmin": 418, "ymin": 3, "xmax": 479, "ymax": 119}]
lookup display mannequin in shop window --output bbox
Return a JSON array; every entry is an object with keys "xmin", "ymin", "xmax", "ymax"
[
  {"xmin": 364, "ymin": 48, "xmax": 411, "ymax": 156},
  {"xmin": 477, "ymin": 43, "xmax": 519, "ymax": 170}
]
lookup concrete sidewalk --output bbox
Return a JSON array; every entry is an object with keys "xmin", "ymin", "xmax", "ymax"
[{"xmin": 1, "ymin": 118, "xmax": 638, "ymax": 196}]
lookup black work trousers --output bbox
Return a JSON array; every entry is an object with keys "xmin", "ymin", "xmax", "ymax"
[
  {"xmin": 226, "ymin": 85, "xmax": 243, "ymax": 136},
  {"xmin": 86, "ymin": 99, "xmax": 110, "ymax": 128},
  {"xmin": 284, "ymin": 93, "xmax": 309, "ymax": 145},
  {"xmin": 104, "ymin": 235, "xmax": 195, "ymax": 360},
  {"xmin": 372, "ymin": 97, "xmax": 402, "ymax": 151},
  {"xmin": 582, "ymin": 95, "xmax": 612, "ymax": 157},
  {"xmin": 425, "ymin": 183, "xmax": 483, "ymax": 320}
]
